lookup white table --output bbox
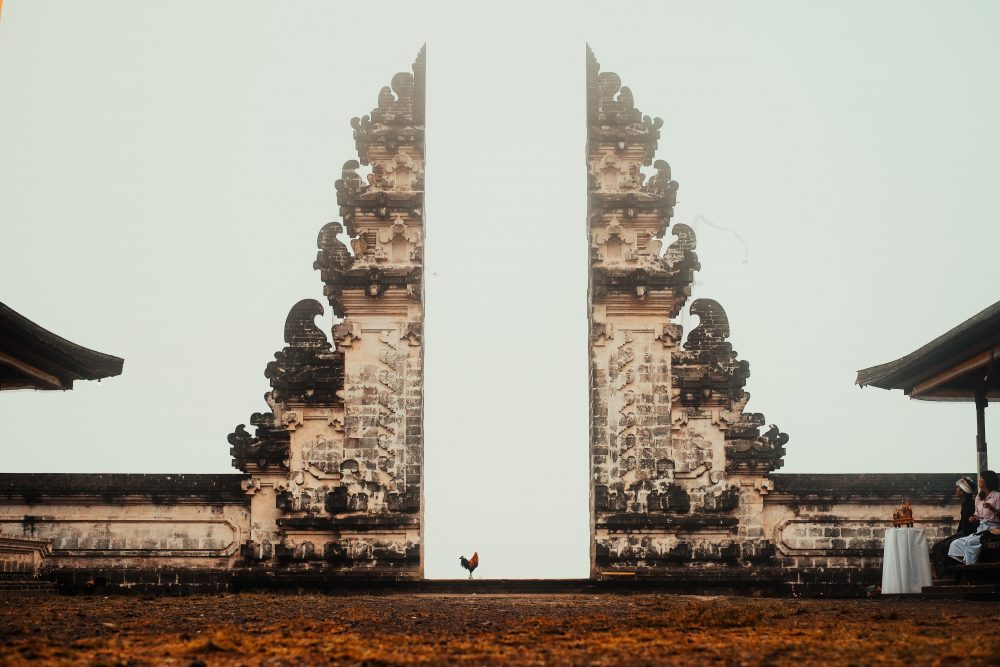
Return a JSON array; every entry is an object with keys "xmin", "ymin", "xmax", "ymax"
[{"xmin": 881, "ymin": 527, "xmax": 933, "ymax": 594}]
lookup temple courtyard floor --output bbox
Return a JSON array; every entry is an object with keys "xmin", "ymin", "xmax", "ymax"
[{"xmin": 1, "ymin": 592, "xmax": 999, "ymax": 666}]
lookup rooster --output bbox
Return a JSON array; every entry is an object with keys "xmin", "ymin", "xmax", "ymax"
[{"xmin": 459, "ymin": 552, "xmax": 479, "ymax": 579}]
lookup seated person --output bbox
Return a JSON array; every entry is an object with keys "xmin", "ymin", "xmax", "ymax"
[
  {"xmin": 948, "ymin": 470, "xmax": 1000, "ymax": 566},
  {"xmin": 932, "ymin": 475, "xmax": 977, "ymax": 575},
  {"xmin": 955, "ymin": 475, "xmax": 978, "ymax": 536}
]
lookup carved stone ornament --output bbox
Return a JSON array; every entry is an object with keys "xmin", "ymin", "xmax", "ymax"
[
  {"xmin": 314, "ymin": 222, "xmax": 354, "ymax": 273},
  {"xmin": 350, "ymin": 46, "xmax": 425, "ymax": 165},
  {"xmin": 586, "ymin": 46, "xmax": 663, "ymax": 158},
  {"xmin": 376, "ymin": 152, "xmax": 422, "ymax": 192},
  {"xmin": 592, "ymin": 217, "xmax": 638, "ymax": 264},
  {"xmin": 402, "ymin": 321, "xmax": 422, "ymax": 346},
  {"xmin": 332, "ymin": 319, "xmax": 362, "ymax": 348},
  {"xmin": 377, "ymin": 217, "xmax": 422, "ymax": 265},
  {"xmin": 262, "ymin": 300, "xmax": 344, "ymax": 406},
  {"xmin": 228, "ymin": 411, "xmax": 291, "ymax": 472},
  {"xmin": 590, "ymin": 150, "xmax": 643, "ymax": 192},
  {"xmin": 663, "ymin": 223, "xmax": 700, "ymax": 273}
]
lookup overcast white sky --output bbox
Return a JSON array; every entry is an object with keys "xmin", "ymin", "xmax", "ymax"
[{"xmin": 2, "ymin": 1, "xmax": 998, "ymax": 579}]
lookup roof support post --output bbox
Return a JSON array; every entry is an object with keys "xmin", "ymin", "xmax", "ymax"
[{"xmin": 975, "ymin": 383, "xmax": 988, "ymax": 473}]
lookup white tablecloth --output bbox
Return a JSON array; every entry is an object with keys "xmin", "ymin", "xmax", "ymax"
[{"xmin": 881, "ymin": 527, "xmax": 933, "ymax": 594}]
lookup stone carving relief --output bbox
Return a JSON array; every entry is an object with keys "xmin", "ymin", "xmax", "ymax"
[
  {"xmin": 376, "ymin": 217, "xmax": 422, "ymax": 264},
  {"xmin": 592, "ymin": 217, "xmax": 638, "ymax": 264},
  {"xmin": 302, "ymin": 433, "xmax": 343, "ymax": 478},
  {"xmin": 368, "ymin": 152, "xmax": 422, "ymax": 192},
  {"xmin": 589, "ymin": 150, "xmax": 643, "ymax": 192}
]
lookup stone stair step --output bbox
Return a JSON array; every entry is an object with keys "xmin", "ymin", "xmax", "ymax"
[{"xmin": 921, "ymin": 584, "xmax": 1000, "ymax": 600}]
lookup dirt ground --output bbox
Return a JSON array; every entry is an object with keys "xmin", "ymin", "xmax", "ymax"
[{"xmin": 1, "ymin": 593, "xmax": 998, "ymax": 666}]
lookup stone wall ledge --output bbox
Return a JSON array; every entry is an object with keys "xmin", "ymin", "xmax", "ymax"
[
  {"xmin": 0, "ymin": 473, "xmax": 250, "ymax": 505},
  {"xmin": 597, "ymin": 513, "xmax": 739, "ymax": 530},
  {"xmin": 767, "ymin": 473, "xmax": 966, "ymax": 504},
  {"xmin": 278, "ymin": 515, "xmax": 419, "ymax": 529}
]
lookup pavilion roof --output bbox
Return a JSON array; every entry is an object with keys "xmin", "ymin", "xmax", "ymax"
[
  {"xmin": 0, "ymin": 302, "xmax": 124, "ymax": 390},
  {"xmin": 856, "ymin": 300, "xmax": 1000, "ymax": 401}
]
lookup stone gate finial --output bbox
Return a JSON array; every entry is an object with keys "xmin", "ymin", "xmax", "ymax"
[{"xmin": 282, "ymin": 299, "xmax": 330, "ymax": 349}]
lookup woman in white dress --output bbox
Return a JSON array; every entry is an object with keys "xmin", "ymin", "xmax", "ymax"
[{"xmin": 948, "ymin": 470, "xmax": 1000, "ymax": 565}]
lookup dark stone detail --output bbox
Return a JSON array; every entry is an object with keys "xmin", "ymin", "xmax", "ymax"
[
  {"xmin": 51, "ymin": 568, "xmax": 232, "ymax": 595},
  {"xmin": 230, "ymin": 300, "xmax": 343, "ymax": 472},
  {"xmin": 594, "ymin": 541, "xmax": 611, "ymax": 567},
  {"xmin": 665, "ymin": 542, "xmax": 691, "ymax": 563},
  {"xmin": 372, "ymin": 542, "xmax": 420, "ymax": 563},
  {"xmin": 350, "ymin": 46, "xmax": 426, "ymax": 164},
  {"xmin": 705, "ymin": 486, "xmax": 740, "ymax": 512},
  {"xmin": 240, "ymin": 540, "xmax": 273, "ymax": 562},
  {"xmin": 323, "ymin": 541, "xmax": 349, "ymax": 563},
  {"xmin": 646, "ymin": 483, "xmax": 691, "ymax": 513},
  {"xmin": 594, "ymin": 484, "xmax": 609, "ymax": 511},
  {"xmin": 645, "ymin": 160, "xmax": 674, "ymax": 196},
  {"xmin": 314, "ymin": 222, "xmax": 354, "ymax": 273},
  {"xmin": 400, "ymin": 486, "xmax": 420, "ymax": 513},
  {"xmin": 403, "ymin": 321, "xmax": 422, "ymax": 345},
  {"xmin": 589, "ymin": 194, "xmax": 676, "ymax": 237},
  {"xmin": 275, "ymin": 489, "xmax": 293, "ymax": 512},
  {"xmin": 275, "ymin": 540, "xmax": 316, "ymax": 562},
  {"xmin": 684, "ymin": 299, "xmax": 740, "ymax": 364},
  {"xmin": 591, "ymin": 266, "xmax": 694, "ymax": 303},
  {"xmin": 319, "ymin": 266, "xmax": 422, "ymax": 318},
  {"xmin": 719, "ymin": 542, "xmax": 741, "ymax": 565},
  {"xmin": 673, "ymin": 300, "xmax": 758, "ymax": 413},
  {"xmin": 264, "ymin": 300, "xmax": 344, "ymax": 405},
  {"xmin": 742, "ymin": 541, "xmax": 777, "ymax": 564},
  {"xmin": 726, "ymin": 424, "xmax": 788, "ymax": 473},
  {"xmin": 726, "ymin": 412, "xmax": 766, "ymax": 441},
  {"xmin": 0, "ymin": 473, "xmax": 249, "ymax": 504},
  {"xmin": 662, "ymin": 223, "xmax": 700, "ymax": 274},
  {"xmin": 228, "ymin": 412, "xmax": 290, "ymax": 472},
  {"xmin": 320, "ymin": 540, "xmax": 419, "ymax": 566},
  {"xmin": 325, "ymin": 486, "xmax": 349, "ymax": 513},
  {"xmin": 282, "ymin": 299, "xmax": 329, "ymax": 349},
  {"xmin": 334, "ymin": 162, "xmax": 422, "ymax": 218},
  {"xmin": 586, "ymin": 46, "xmax": 662, "ymax": 162},
  {"xmin": 596, "ymin": 538, "xmax": 780, "ymax": 570}
]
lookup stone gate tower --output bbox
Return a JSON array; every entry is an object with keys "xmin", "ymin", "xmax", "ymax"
[
  {"xmin": 229, "ymin": 47, "xmax": 426, "ymax": 580},
  {"xmin": 587, "ymin": 47, "xmax": 788, "ymax": 579}
]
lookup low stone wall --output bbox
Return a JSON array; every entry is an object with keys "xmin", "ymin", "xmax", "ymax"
[
  {"xmin": 0, "ymin": 474, "xmax": 250, "ymax": 592},
  {"xmin": 764, "ymin": 473, "xmax": 962, "ymax": 595},
  {"xmin": 0, "ymin": 471, "xmax": 968, "ymax": 594}
]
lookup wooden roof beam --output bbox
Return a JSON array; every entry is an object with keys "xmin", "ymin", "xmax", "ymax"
[
  {"xmin": 0, "ymin": 350, "xmax": 65, "ymax": 390},
  {"xmin": 909, "ymin": 344, "xmax": 1000, "ymax": 399}
]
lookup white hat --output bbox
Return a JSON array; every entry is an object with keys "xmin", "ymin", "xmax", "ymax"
[{"xmin": 957, "ymin": 476, "xmax": 975, "ymax": 494}]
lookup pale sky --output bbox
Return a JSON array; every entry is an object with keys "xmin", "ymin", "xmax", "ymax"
[{"xmin": 2, "ymin": 1, "xmax": 998, "ymax": 579}]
